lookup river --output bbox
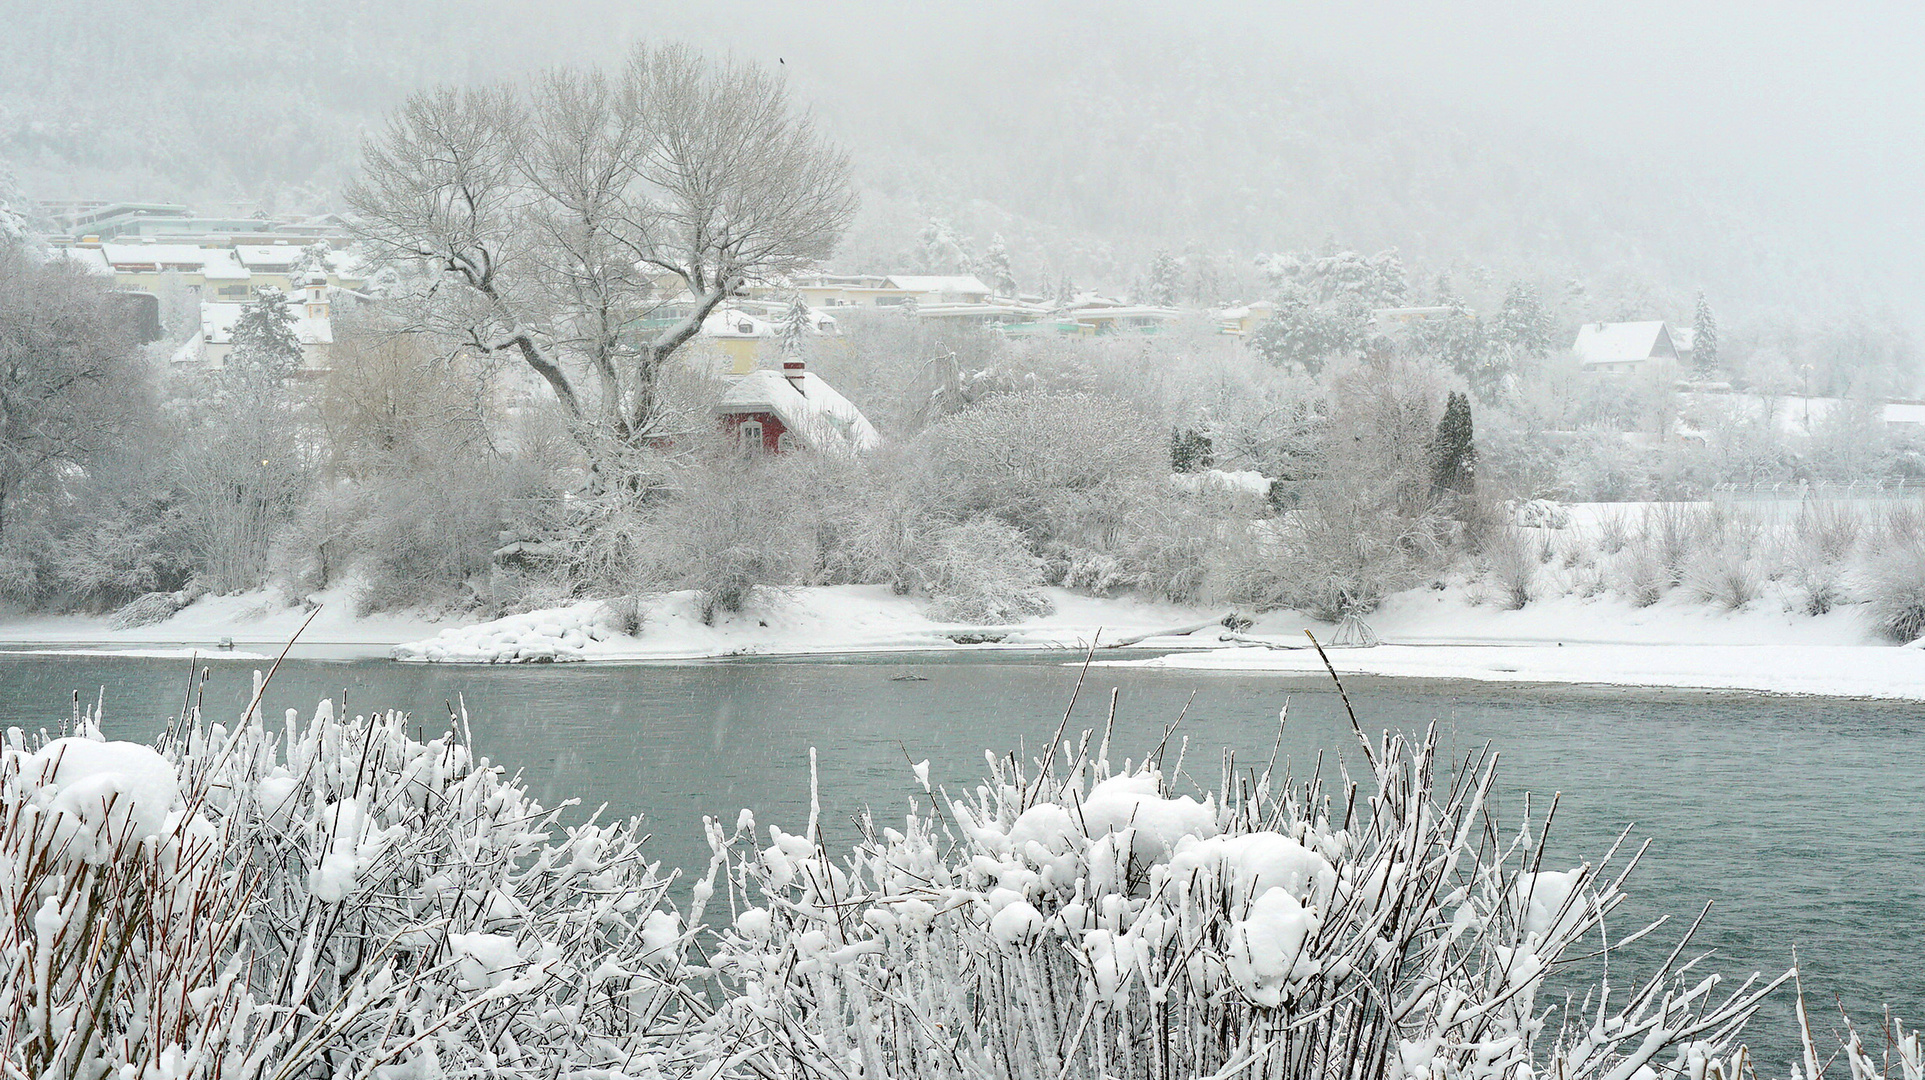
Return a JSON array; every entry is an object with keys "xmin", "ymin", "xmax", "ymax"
[{"xmin": 1, "ymin": 649, "xmax": 1919, "ymax": 1067}]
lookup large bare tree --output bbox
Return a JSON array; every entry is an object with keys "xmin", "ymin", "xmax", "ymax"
[{"xmin": 346, "ymin": 44, "xmax": 857, "ymax": 476}]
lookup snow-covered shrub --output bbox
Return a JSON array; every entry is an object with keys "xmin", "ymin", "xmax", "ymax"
[
  {"xmin": 1864, "ymin": 534, "xmax": 1925, "ymax": 642},
  {"xmin": 1511, "ymin": 498, "xmax": 1571, "ymax": 529},
  {"xmin": 2, "ymin": 690, "xmax": 700, "ymax": 1079},
  {"xmin": 636, "ymin": 455, "xmax": 819, "ymax": 624},
  {"xmin": 915, "ymin": 390, "xmax": 1163, "ymax": 554},
  {"xmin": 1486, "ymin": 525, "xmax": 1536, "ymax": 609},
  {"xmin": 700, "ymin": 724, "xmax": 1785, "ymax": 1080},
  {"xmin": 917, "ymin": 518, "xmax": 1053, "ymax": 623},
  {"xmin": 1787, "ymin": 502, "xmax": 1863, "ymax": 615}
]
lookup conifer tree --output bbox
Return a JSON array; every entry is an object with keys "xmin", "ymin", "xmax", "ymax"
[
  {"xmin": 1692, "ymin": 291, "xmax": 1719, "ymax": 376},
  {"xmin": 227, "ymin": 287, "xmax": 303, "ymax": 381},
  {"xmin": 1170, "ymin": 427, "xmax": 1214, "ymax": 473},
  {"xmin": 777, "ymin": 294, "xmax": 814, "ymax": 360},
  {"xmin": 1430, "ymin": 391, "xmax": 1476, "ymax": 498},
  {"xmin": 1147, "ymin": 250, "xmax": 1183, "ymax": 306},
  {"xmin": 982, "ymin": 234, "xmax": 1018, "ymax": 296}
]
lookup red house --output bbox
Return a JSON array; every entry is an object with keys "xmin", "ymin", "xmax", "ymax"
[{"xmin": 713, "ymin": 359, "xmax": 880, "ymax": 454}]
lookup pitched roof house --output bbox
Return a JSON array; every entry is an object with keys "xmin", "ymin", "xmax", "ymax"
[
  {"xmin": 713, "ymin": 360, "xmax": 879, "ymax": 454},
  {"xmin": 1573, "ymin": 321, "xmax": 1679, "ymax": 376},
  {"xmin": 171, "ymin": 276, "xmax": 334, "ymax": 374}
]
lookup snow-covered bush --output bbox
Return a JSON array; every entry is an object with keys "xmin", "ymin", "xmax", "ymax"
[
  {"xmin": 916, "ymin": 517, "xmax": 1053, "ymax": 623},
  {"xmin": 1864, "ymin": 533, "xmax": 1925, "ymax": 642},
  {"xmin": 1485, "ymin": 525, "xmax": 1537, "ymax": 608},
  {"xmin": 700, "ymin": 723, "xmax": 1786, "ymax": 1080},
  {"xmin": 636, "ymin": 455, "xmax": 820, "ymax": 623},
  {"xmin": 915, "ymin": 390, "xmax": 1164, "ymax": 555},
  {"xmin": 2, "ymin": 691, "xmax": 697, "ymax": 1079}
]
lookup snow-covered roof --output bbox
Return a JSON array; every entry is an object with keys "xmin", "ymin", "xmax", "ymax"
[
  {"xmin": 1067, "ymin": 304, "xmax": 1182, "ymax": 322},
  {"xmin": 199, "ymin": 250, "xmax": 251, "ymax": 280},
  {"xmin": 199, "ymin": 299, "xmax": 333, "ymax": 347},
  {"xmin": 234, "ymin": 243, "xmax": 308, "ymax": 270},
  {"xmin": 1573, "ymin": 321, "xmax": 1674, "ymax": 365},
  {"xmin": 714, "ymin": 369, "xmax": 880, "ymax": 453},
  {"xmin": 702, "ymin": 308, "xmax": 776, "ymax": 338},
  {"xmin": 882, "ymin": 275, "xmax": 993, "ymax": 295},
  {"xmin": 49, "ymin": 246, "xmax": 113, "ymax": 276},
  {"xmin": 100, "ymin": 242, "xmax": 216, "ymax": 268}
]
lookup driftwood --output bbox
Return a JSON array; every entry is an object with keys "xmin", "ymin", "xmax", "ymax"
[{"xmin": 1100, "ymin": 612, "xmax": 1244, "ymax": 649}]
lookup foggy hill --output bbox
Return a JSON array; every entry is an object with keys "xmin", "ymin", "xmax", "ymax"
[{"xmin": 0, "ymin": 1, "xmax": 1865, "ymax": 322}]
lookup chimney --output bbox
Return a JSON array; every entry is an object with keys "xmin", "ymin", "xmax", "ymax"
[{"xmin": 783, "ymin": 358, "xmax": 806, "ymax": 392}]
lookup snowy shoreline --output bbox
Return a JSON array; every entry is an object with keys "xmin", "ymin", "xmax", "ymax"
[{"xmin": 4, "ymin": 578, "xmax": 1922, "ymax": 700}]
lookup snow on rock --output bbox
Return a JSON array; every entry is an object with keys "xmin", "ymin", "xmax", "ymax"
[
  {"xmin": 392, "ymin": 600, "xmax": 618, "ymax": 663},
  {"xmin": 12, "ymin": 738, "xmax": 180, "ymax": 862},
  {"xmin": 1225, "ymin": 887, "xmax": 1322, "ymax": 1007}
]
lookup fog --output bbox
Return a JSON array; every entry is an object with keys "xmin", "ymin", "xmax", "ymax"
[{"xmin": 3, "ymin": 0, "xmax": 1919, "ymax": 323}]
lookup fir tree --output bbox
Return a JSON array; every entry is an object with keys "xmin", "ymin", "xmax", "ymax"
[
  {"xmin": 1055, "ymin": 275, "xmax": 1076, "ymax": 309},
  {"xmin": 982, "ymin": 233, "xmax": 1017, "ymax": 296},
  {"xmin": 1491, "ymin": 282, "xmax": 1554, "ymax": 361},
  {"xmin": 1147, "ymin": 250, "xmax": 1183, "ymax": 306},
  {"xmin": 1430, "ymin": 391, "xmax": 1476, "ymax": 498},
  {"xmin": 1692, "ymin": 291, "xmax": 1719, "ymax": 376},
  {"xmin": 777, "ymin": 294, "xmax": 814, "ymax": 359},
  {"xmin": 227, "ymin": 287, "xmax": 303, "ymax": 381},
  {"xmin": 1170, "ymin": 427, "xmax": 1214, "ymax": 473}
]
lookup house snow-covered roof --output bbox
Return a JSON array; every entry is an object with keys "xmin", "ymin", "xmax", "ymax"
[
  {"xmin": 234, "ymin": 243, "xmax": 309, "ymax": 271},
  {"xmin": 198, "ymin": 299, "xmax": 333, "ymax": 347},
  {"xmin": 714, "ymin": 369, "xmax": 880, "ymax": 453},
  {"xmin": 882, "ymin": 275, "xmax": 993, "ymax": 295},
  {"xmin": 200, "ymin": 250, "xmax": 251, "ymax": 280},
  {"xmin": 49, "ymin": 247, "xmax": 113, "ymax": 276},
  {"xmin": 100, "ymin": 242, "xmax": 216, "ymax": 269},
  {"xmin": 1573, "ymin": 321, "xmax": 1675, "ymax": 365},
  {"xmin": 703, "ymin": 308, "xmax": 776, "ymax": 338}
]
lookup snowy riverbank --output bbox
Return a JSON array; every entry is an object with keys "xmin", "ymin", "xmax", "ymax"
[{"xmin": 6, "ymin": 576, "xmax": 1920, "ymax": 699}]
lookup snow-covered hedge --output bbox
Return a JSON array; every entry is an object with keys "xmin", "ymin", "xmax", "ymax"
[{"xmin": 3, "ymin": 684, "xmax": 1914, "ymax": 1080}]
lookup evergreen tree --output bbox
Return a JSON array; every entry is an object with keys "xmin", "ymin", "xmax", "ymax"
[
  {"xmin": 1692, "ymin": 291, "xmax": 1719, "ymax": 376},
  {"xmin": 227, "ymin": 287, "xmax": 303, "ymax": 381},
  {"xmin": 777, "ymin": 294, "xmax": 815, "ymax": 359},
  {"xmin": 0, "ymin": 168, "xmax": 35, "ymax": 256},
  {"xmin": 292, "ymin": 241, "xmax": 333, "ymax": 278},
  {"xmin": 1430, "ymin": 391, "xmax": 1476, "ymax": 498},
  {"xmin": 982, "ymin": 234, "xmax": 1018, "ymax": 296},
  {"xmin": 1491, "ymin": 282, "xmax": 1554, "ymax": 361},
  {"xmin": 1146, "ymin": 250, "xmax": 1183, "ymax": 306},
  {"xmin": 916, "ymin": 217, "xmax": 972, "ymax": 274},
  {"xmin": 1055, "ymin": 275, "xmax": 1076, "ymax": 308},
  {"xmin": 1170, "ymin": 427, "xmax": 1214, "ymax": 473}
]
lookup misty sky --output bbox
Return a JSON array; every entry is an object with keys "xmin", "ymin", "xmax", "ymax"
[{"xmin": 644, "ymin": 0, "xmax": 1921, "ymax": 320}]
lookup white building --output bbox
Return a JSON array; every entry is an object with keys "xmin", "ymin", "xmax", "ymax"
[
  {"xmin": 1573, "ymin": 321, "xmax": 1680, "ymax": 380},
  {"xmin": 172, "ymin": 276, "xmax": 334, "ymax": 373}
]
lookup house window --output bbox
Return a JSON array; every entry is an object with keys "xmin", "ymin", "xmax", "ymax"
[
  {"xmin": 776, "ymin": 432, "xmax": 797, "ymax": 453},
  {"xmin": 737, "ymin": 420, "xmax": 763, "ymax": 450}
]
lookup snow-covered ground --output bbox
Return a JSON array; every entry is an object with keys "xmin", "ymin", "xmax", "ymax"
[
  {"xmin": 0, "ymin": 582, "xmax": 447, "ymax": 660},
  {"xmin": 4, "ymin": 510, "xmax": 1922, "ymax": 697}
]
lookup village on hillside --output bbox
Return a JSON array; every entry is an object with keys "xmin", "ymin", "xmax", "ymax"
[{"xmin": 33, "ymin": 198, "xmax": 1925, "ymax": 466}]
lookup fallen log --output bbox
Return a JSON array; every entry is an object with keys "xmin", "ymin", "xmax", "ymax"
[{"xmin": 1101, "ymin": 612, "xmax": 1244, "ymax": 648}]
